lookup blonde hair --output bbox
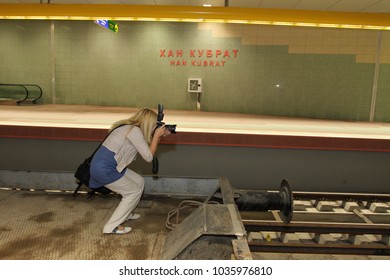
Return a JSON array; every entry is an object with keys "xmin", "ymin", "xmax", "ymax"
[{"xmin": 110, "ymin": 108, "xmax": 157, "ymax": 144}]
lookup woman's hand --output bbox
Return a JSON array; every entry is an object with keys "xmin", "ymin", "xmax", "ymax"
[
  {"xmin": 153, "ymin": 125, "xmax": 170, "ymax": 140},
  {"xmin": 149, "ymin": 125, "xmax": 170, "ymax": 156}
]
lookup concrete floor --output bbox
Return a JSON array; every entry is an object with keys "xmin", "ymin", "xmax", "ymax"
[
  {"xmin": 0, "ymin": 188, "xmax": 197, "ymax": 260},
  {"xmin": 1, "ymin": 188, "xmax": 389, "ymax": 260}
]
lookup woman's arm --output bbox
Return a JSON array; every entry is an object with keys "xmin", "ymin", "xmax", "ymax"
[
  {"xmin": 128, "ymin": 126, "xmax": 169, "ymax": 162},
  {"xmin": 149, "ymin": 125, "xmax": 168, "ymax": 156}
]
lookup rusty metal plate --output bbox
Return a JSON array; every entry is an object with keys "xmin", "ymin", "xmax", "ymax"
[{"xmin": 161, "ymin": 203, "xmax": 245, "ymax": 260}]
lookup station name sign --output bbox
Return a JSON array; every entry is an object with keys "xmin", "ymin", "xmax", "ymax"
[{"xmin": 160, "ymin": 49, "xmax": 239, "ymax": 67}]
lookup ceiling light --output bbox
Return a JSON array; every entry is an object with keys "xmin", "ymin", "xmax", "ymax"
[{"xmin": 1, "ymin": 4, "xmax": 390, "ymax": 30}]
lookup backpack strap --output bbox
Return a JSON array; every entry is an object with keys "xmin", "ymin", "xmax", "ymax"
[{"xmin": 91, "ymin": 124, "xmax": 128, "ymax": 157}]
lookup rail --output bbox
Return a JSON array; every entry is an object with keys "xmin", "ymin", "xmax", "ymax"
[
  {"xmin": 0, "ymin": 83, "xmax": 43, "ymax": 104},
  {"xmin": 240, "ymin": 191, "xmax": 390, "ymax": 256}
]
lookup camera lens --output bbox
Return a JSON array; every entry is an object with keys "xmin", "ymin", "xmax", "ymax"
[{"xmin": 166, "ymin": 125, "xmax": 176, "ymax": 133}]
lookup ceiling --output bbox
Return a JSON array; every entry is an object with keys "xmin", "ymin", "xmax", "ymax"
[{"xmin": 1, "ymin": 0, "xmax": 390, "ymax": 14}]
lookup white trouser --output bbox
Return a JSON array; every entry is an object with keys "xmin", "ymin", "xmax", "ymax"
[{"xmin": 102, "ymin": 168, "xmax": 145, "ymax": 233}]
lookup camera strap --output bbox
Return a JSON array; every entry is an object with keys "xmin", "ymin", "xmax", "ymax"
[{"xmin": 152, "ymin": 155, "xmax": 159, "ymax": 174}]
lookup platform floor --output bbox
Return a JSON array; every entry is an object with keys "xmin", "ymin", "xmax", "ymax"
[
  {"xmin": 1, "ymin": 104, "xmax": 390, "ymax": 152},
  {"xmin": 1, "ymin": 104, "xmax": 390, "ymax": 139}
]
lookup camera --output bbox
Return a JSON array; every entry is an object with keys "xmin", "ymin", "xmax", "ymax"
[{"xmin": 156, "ymin": 104, "xmax": 176, "ymax": 134}]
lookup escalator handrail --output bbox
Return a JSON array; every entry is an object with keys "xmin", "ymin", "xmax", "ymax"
[{"xmin": 0, "ymin": 83, "xmax": 43, "ymax": 104}]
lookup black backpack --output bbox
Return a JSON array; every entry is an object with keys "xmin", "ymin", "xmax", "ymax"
[{"xmin": 73, "ymin": 125, "xmax": 126, "ymax": 200}]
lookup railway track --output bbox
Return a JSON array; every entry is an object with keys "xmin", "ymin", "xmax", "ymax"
[{"xmin": 238, "ymin": 191, "xmax": 390, "ymax": 256}]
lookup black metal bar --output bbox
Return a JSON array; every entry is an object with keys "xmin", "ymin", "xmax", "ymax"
[
  {"xmin": 236, "ymin": 192, "xmax": 283, "ymax": 211},
  {"xmin": 17, "ymin": 85, "xmax": 29, "ymax": 104},
  {"xmin": 235, "ymin": 179, "xmax": 293, "ymax": 224},
  {"xmin": 23, "ymin": 84, "xmax": 43, "ymax": 103}
]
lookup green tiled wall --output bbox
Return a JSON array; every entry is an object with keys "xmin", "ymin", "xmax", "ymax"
[
  {"xmin": 375, "ymin": 32, "xmax": 390, "ymax": 122},
  {"xmin": 0, "ymin": 20, "xmax": 51, "ymax": 103},
  {"xmin": 1, "ymin": 20, "xmax": 389, "ymax": 122}
]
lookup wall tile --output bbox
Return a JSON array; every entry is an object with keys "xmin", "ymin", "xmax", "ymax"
[{"xmin": 1, "ymin": 20, "xmax": 389, "ymax": 121}]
